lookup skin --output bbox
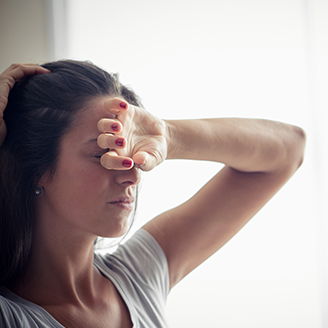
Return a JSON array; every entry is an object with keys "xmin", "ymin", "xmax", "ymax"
[
  {"xmin": 97, "ymin": 98, "xmax": 306, "ymax": 291},
  {"xmin": 14, "ymin": 98, "xmax": 139, "ymax": 328},
  {"xmin": 0, "ymin": 64, "xmax": 50, "ymax": 145},
  {"xmin": 144, "ymin": 118, "xmax": 305, "ymax": 288},
  {"xmin": 37, "ymin": 98, "xmax": 141, "ymax": 242},
  {"xmin": 1, "ymin": 65, "xmax": 306, "ymax": 327}
]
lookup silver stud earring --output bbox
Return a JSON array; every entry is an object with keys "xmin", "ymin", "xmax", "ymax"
[{"xmin": 34, "ymin": 185, "xmax": 44, "ymax": 197}]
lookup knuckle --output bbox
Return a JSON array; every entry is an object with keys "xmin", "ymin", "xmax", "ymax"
[
  {"xmin": 97, "ymin": 119, "xmax": 106, "ymax": 131},
  {"xmin": 100, "ymin": 153, "xmax": 111, "ymax": 168},
  {"xmin": 97, "ymin": 122, "xmax": 102, "ymax": 132},
  {"xmin": 9, "ymin": 63, "xmax": 21, "ymax": 69},
  {"xmin": 97, "ymin": 134, "xmax": 108, "ymax": 148}
]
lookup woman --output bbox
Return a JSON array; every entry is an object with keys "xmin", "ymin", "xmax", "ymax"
[{"xmin": 0, "ymin": 61, "xmax": 305, "ymax": 328}]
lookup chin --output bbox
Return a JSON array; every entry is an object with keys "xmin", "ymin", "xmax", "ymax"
[{"xmin": 98, "ymin": 218, "xmax": 132, "ymax": 239}]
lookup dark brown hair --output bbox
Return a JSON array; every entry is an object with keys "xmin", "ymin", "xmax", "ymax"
[{"xmin": 0, "ymin": 60, "xmax": 141, "ymax": 286}]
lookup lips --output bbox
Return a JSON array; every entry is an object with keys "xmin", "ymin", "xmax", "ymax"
[
  {"xmin": 108, "ymin": 196, "xmax": 135, "ymax": 210},
  {"xmin": 109, "ymin": 196, "xmax": 135, "ymax": 204}
]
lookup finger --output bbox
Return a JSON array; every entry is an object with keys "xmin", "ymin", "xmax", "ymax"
[
  {"xmin": 1, "ymin": 63, "xmax": 50, "ymax": 83},
  {"xmin": 0, "ymin": 64, "xmax": 51, "ymax": 109},
  {"xmin": 132, "ymin": 151, "xmax": 149, "ymax": 166},
  {"xmin": 97, "ymin": 133, "xmax": 126, "ymax": 149},
  {"xmin": 133, "ymin": 151, "xmax": 159, "ymax": 172},
  {"xmin": 100, "ymin": 152, "xmax": 134, "ymax": 170},
  {"xmin": 103, "ymin": 98, "xmax": 129, "ymax": 116},
  {"xmin": 1, "ymin": 63, "xmax": 51, "ymax": 76},
  {"xmin": 97, "ymin": 118, "xmax": 123, "ymax": 133},
  {"xmin": 140, "ymin": 154, "xmax": 161, "ymax": 172}
]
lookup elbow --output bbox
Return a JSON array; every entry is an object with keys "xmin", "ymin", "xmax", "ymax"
[
  {"xmin": 295, "ymin": 126, "xmax": 306, "ymax": 168},
  {"xmin": 282, "ymin": 125, "xmax": 306, "ymax": 173},
  {"xmin": 266, "ymin": 124, "xmax": 306, "ymax": 175}
]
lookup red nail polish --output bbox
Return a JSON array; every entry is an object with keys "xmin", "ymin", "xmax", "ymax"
[
  {"xmin": 122, "ymin": 159, "xmax": 132, "ymax": 167},
  {"xmin": 120, "ymin": 102, "xmax": 127, "ymax": 109},
  {"xmin": 115, "ymin": 138, "xmax": 124, "ymax": 147},
  {"xmin": 112, "ymin": 123, "xmax": 119, "ymax": 131}
]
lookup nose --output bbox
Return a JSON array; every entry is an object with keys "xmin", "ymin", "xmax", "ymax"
[{"xmin": 114, "ymin": 166, "xmax": 141, "ymax": 186}]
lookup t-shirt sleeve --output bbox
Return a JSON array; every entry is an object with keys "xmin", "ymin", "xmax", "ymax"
[
  {"xmin": 0, "ymin": 295, "xmax": 32, "ymax": 327},
  {"xmin": 95, "ymin": 229, "xmax": 171, "ymax": 327},
  {"xmin": 0, "ymin": 229, "xmax": 170, "ymax": 328},
  {"xmin": 0, "ymin": 293, "xmax": 60, "ymax": 328},
  {"xmin": 103, "ymin": 229, "xmax": 170, "ymax": 300},
  {"xmin": 0, "ymin": 297, "xmax": 15, "ymax": 328}
]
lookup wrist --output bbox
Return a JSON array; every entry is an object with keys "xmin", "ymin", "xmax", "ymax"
[{"xmin": 163, "ymin": 119, "xmax": 177, "ymax": 160}]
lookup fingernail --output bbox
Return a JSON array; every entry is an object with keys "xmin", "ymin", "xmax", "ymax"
[
  {"xmin": 120, "ymin": 102, "xmax": 127, "ymax": 109},
  {"xmin": 122, "ymin": 159, "xmax": 132, "ymax": 167},
  {"xmin": 112, "ymin": 123, "xmax": 119, "ymax": 131},
  {"xmin": 115, "ymin": 138, "xmax": 124, "ymax": 147}
]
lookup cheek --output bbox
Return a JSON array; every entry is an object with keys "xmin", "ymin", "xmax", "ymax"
[
  {"xmin": 67, "ymin": 165, "xmax": 111, "ymax": 199},
  {"xmin": 50, "ymin": 164, "xmax": 112, "ymax": 212}
]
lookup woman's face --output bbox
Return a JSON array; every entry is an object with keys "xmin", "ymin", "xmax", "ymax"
[{"xmin": 37, "ymin": 97, "xmax": 140, "ymax": 240}]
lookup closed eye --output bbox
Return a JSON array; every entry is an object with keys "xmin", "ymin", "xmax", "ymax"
[{"xmin": 93, "ymin": 148, "xmax": 110, "ymax": 159}]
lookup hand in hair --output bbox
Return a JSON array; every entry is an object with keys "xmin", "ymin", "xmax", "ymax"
[
  {"xmin": 0, "ymin": 63, "xmax": 50, "ymax": 145},
  {"xmin": 97, "ymin": 97, "xmax": 167, "ymax": 171}
]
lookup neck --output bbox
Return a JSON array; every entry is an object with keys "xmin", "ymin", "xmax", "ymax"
[{"xmin": 11, "ymin": 219, "xmax": 101, "ymax": 307}]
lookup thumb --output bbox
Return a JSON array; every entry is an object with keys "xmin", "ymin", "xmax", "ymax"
[{"xmin": 133, "ymin": 151, "xmax": 159, "ymax": 172}]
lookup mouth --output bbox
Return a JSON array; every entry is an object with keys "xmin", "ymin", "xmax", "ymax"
[{"xmin": 108, "ymin": 197, "xmax": 135, "ymax": 211}]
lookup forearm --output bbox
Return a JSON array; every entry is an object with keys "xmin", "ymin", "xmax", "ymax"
[{"xmin": 165, "ymin": 118, "xmax": 305, "ymax": 173}]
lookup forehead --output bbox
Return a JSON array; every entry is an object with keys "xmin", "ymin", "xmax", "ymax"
[
  {"xmin": 79, "ymin": 97, "xmax": 115, "ymax": 123},
  {"xmin": 66, "ymin": 97, "xmax": 115, "ymax": 144}
]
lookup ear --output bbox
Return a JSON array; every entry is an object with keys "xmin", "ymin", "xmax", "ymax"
[{"xmin": 36, "ymin": 169, "xmax": 52, "ymax": 188}]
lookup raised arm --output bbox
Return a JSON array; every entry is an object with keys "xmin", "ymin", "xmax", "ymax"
[
  {"xmin": 97, "ymin": 99, "xmax": 305, "ymax": 290},
  {"xmin": 165, "ymin": 117, "xmax": 304, "ymax": 172},
  {"xmin": 143, "ymin": 117, "xmax": 305, "ymax": 289}
]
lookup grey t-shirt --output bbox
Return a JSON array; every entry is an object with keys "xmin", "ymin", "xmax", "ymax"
[{"xmin": 0, "ymin": 229, "xmax": 170, "ymax": 327}]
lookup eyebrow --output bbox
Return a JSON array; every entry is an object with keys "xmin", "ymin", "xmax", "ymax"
[
  {"xmin": 84, "ymin": 139, "xmax": 98, "ymax": 144},
  {"xmin": 82, "ymin": 139, "xmax": 101, "ymax": 150}
]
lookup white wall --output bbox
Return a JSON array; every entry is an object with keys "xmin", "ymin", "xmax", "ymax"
[
  {"xmin": 1, "ymin": 0, "xmax": 326, "ymax": 326},
  {"xmin": 67, "ymin": 0, "xmax": 326, "ymax": 327},
  {"xmin": 0, "ymin": 0, "xmax": 50, "ymax": 72}
]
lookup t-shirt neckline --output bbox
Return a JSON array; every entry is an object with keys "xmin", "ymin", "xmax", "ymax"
[{"xmin": 0, "ymin": 256, "xmax": 137, "ymax": 328}]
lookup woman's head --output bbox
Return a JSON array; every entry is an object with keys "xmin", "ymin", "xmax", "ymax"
[{"xmin": 0, "ymin": 60, "xmax": 141, "ymax": 286}]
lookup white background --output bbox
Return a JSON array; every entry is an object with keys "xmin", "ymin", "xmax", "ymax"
[
  {"xmin": 1, "ymin": 0, "xmax": 327, "ymax": 327},
  {"xmin": 65, "ymin": 0, "xmax": 327, "ymax": 326}
]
